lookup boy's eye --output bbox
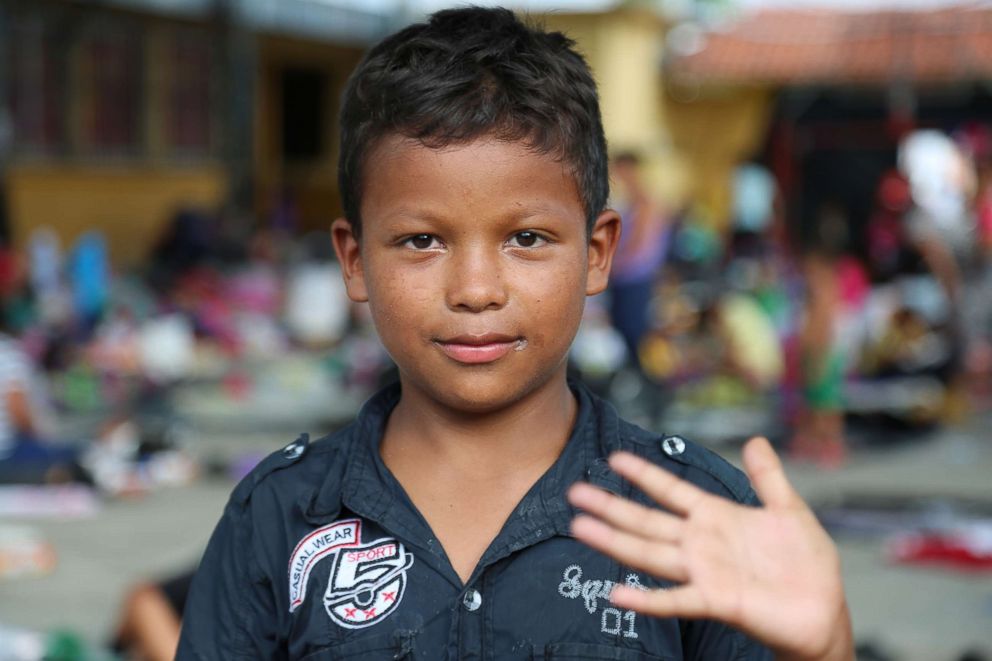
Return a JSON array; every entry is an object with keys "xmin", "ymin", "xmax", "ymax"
[
  {"xmin": 404, "ymin": 234, "xmax": 440, "ymax": 250},
  {"xmin": 508, "ymin": 231, "xmax": 545, "ymax": 248}
]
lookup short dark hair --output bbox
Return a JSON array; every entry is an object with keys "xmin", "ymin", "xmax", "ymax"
[{"xmin": 337, "ymin": 6, "xmax": 609, "ymax": 237}]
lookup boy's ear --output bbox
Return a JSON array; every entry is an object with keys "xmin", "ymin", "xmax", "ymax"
[
  {"xmin": 585, "ymin": 209, "xmax": 621, "ymax": 296},
  {"xmin": 330, "ymin": 218, "xmax": 369, "ymax": 302}
]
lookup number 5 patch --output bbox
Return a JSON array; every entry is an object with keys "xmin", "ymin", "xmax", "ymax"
[
  {"xmin": 324, "ymin": 537, "xmax": 414, "ymax": 628},
  {"xmin": 288, "ymin": 518, "xmax": 414, "ymax": 629}
]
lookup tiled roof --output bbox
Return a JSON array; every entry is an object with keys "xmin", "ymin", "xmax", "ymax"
[{"xmin": 668, "ymin": 6, "xmax": 992, "ymax": 85}]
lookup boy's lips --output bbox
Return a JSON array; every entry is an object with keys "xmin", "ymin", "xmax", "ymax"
[{"xmin": 433, "ymin": 333, "xmax": 525, "ymax": 364}]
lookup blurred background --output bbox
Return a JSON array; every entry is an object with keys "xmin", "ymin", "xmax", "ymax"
[{"xmin": 0, "ymin": 0, "xmax": 990, "ymax": 658}]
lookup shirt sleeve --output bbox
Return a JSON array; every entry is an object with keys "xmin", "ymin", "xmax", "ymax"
[{"xmin": 176, "ymin": 498, "xmax": 284, "ymax": 660}]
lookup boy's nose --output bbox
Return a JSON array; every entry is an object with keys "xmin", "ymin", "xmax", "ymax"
[{"xmin": 444, "ymin": 249, "xmax": 508, "ymax": 312}]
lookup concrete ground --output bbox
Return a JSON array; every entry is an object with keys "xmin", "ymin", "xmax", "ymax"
[
  {"xmin": 1, "ymin": 416, "xmax": 990, "ymax": 660},
  {"xmin": 773, "ymin": 422, "xmax": 992, "ymax": 660}
]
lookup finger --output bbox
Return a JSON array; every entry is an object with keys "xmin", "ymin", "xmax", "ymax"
[
  {"xmin": 610, "ymin": 584, "xmax": 708, "ymax": 620},
  {"xmin": 567, "ymin": 483, "xmax": 684, "ymax": 543},
  {"xmin": 608, "ymin": 452, "xmax": 707, "ymax": 516},
  {"xmin": 571, "ymin": 515, "xmax": 688, "ymax": 583},
  {"xmin": 742, "ymin": 437, "xmax": 799, "ymax": 509}
]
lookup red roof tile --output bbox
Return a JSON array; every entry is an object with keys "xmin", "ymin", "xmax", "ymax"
[{"xmin": 669, "ymin": 6, "xmax": 992, "ymax": 85}]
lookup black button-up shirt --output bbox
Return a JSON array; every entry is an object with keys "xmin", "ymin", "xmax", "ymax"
[{"xmin": 178, "ymin": 381, "xmax": 772, "ymax": 660}]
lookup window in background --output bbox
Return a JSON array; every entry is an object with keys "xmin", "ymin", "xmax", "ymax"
[
  {"xmin": 166, "ymin": 29, "xmax": 214, "ymax": 157},
  {"xmin": 7, "ymin": 14, "xmax": 64, "ymax": 157},
  {"xmin": 76, "ymin": 21, "xmax": 143, "ymax": 157}
]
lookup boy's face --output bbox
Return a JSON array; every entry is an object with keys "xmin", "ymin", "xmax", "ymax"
[{"xmin": 332, "ymin": 135, "xmax": 619, "ymax": 413}]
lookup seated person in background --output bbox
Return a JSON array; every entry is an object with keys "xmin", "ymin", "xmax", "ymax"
[
  {"xmin": 113, "ymin": 568, "xmax": 195, "ymax": 661},
  {"xmin": 0, "ymin": 326, "xmax": 85, "ymax": 484}
]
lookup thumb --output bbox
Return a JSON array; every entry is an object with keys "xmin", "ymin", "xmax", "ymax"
[{"xmin": 742, "ymin": 437, "xmax": 798, "ymax": 508}]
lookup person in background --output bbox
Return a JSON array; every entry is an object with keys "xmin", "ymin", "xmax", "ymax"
[
  {"xmin": 0, "ymin": 317, "xmax": 84, "ymax": 484},
  {"xmin": 790, "ymin": 204, "xmax": 868, "ymax": 469},
  {"xmin": 113, "ymin": 569, "xmax": 195, "ymax": 661},
  {"xmin": 608, "ymin": 151, "xmax": 669, "ymax": 372},
  {"xmin": 967, "ymin": 156, "xmax": 992, "ymax": 397}
]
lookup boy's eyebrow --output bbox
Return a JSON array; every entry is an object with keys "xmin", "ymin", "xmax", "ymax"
[
  {"xmin": 375, "ymin": 203, "xmax": 578, "ymax": 227},
  {"xmin": 376, "ymin": 207, "xmax": 446, "ymax": 224}
]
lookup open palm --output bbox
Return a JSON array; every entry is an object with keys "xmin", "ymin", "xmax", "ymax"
[{"xmin": 567, "ymin": 437, "xmax": 853, "ymax": 661}]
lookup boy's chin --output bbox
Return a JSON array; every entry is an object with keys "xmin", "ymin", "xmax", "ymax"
[{"xmin": 404, "ymin": 369, "xmax": 567, "ymax": 416}]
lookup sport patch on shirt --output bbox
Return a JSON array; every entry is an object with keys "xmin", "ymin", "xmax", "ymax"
[{"xmin": 288, "ymin": 518, "xmax": 414, "ymax": 629}]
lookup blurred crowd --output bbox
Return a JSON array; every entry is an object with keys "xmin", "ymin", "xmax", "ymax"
[
  {"xmin": 0, "ymin": 200, "xmax": 393, "ymax": 495},
  {"xmin": 0, "ymin": 125, "xmax": 990, "ymax": 500},
  {"xmin": 0, "ymin": 113, "xmax": 990, "ymax": 661},
  {"xmin": 1, "ymin": 0, "xmax": 991, "ymax": 657},
  {"xmin": 574, "ymin": 125, "xmax": 992, "ymax": 468}
]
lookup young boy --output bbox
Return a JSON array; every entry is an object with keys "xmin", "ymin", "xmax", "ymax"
[{"xmin": 177, "ymin": 8, "xmax": 852, "ymax": 660}]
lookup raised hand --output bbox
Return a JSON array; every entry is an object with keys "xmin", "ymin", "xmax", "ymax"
[{"xmin": 567, "ymin": 437, "xmax": 853, "ymax": 661}]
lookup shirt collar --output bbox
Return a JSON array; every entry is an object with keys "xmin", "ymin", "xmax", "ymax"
[
  {"xmin": 307, "ymin": 379, "xmax": 626, "ymax": 546},
  {"xmin": 492, "ymin": 379, "xmax": 624, "ymax": 559},
  {"xmin": 305, "ymin": 383, "xmax": 400, "ymax": 523}
]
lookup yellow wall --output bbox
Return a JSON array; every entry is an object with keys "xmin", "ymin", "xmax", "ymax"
[
  {"xmin": 545, "ymin": 10, "xmax": 664, "ymax": 147},
  {"xmin": 544, "ymin": 10, "xmax": 688, "ymax": 208},
  {"xmin": 546, "ymin": 10, "xmax": 774, "ymax": 229},
  {"xmin": 663, "ymin": 84, "xmax": 773, "ymax": 230},
  {"xmin": 6, "ymin": 165, "xmax": 227, "ymax": 267}
]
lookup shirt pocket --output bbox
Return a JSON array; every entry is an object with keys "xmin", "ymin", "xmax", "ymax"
[
  {"xmin": 299, "ymin": 630, "xmax": 417, "ymax": 660},
  {"xmin": 533, "ymin": 642, "xmax": 676, "ymax": 660}
]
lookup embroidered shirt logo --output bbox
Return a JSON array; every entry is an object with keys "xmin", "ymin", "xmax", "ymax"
[
  {"xmin": 557, "ymin": 564, "xmax": 646, "ymax": 639},
  {"xmin": 288, "ymin": 518, "xmax": 414, "ymax": 629},
  {"xmin": 324, "ymin": 538, "xmax": 414, "ymax": 629}
]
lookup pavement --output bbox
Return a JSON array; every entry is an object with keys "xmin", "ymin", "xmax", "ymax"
[
  {"xmin": 1, "ymin": 413, "xmax": 991, "ymax": 660},
  {"xmin": 771, "ymin": 421, "xmax": 992, "ymax": 661}
]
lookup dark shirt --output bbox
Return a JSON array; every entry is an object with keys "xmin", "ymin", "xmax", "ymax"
[{"xmin": 177, "ymin": 380, "xmax": 772, "ymax": 660}]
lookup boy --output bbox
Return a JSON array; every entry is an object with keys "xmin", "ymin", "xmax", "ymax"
[{"xmin": 178, "ymin": 7, "xmax": 852, "ymax": 660}]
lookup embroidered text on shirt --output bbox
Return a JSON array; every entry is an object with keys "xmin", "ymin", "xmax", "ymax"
[{"xmin": 557, "ymin": 564, "xmax": 644, "ymax": 639}]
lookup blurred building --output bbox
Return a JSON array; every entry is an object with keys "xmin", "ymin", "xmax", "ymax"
[
  {"xmin": 12, "ymin": 0, "xmax": 989, "ymax": 263},
  {"xmin": 666, "ymin": 5, "xmax": 992, "ymax": 245},
  {"xmin": 542, "ymin": 4, "xmax": 772, "ymax": 223},
  {"xmin": 0, "ymin": 0, "xmax": 392, "ymax": 266},
  {"xmin": 543, "ymin": 6, "xmax": 685, "ymax": 212}
]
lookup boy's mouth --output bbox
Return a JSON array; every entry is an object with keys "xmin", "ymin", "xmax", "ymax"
[{"xmin": 433, "ymin": 333, "xmax": 526, "ymax": 364}]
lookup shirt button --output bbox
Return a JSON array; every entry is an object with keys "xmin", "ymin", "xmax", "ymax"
[
  {"xmin": 662, "ymin": 435, "xmax": 686, "ymax": 457},
  {"xmin": 282, "ymin": 441, "xmax": 305, "ymax": 460},
  {"xmin": 462, "ymin": 588, "xmax": 482, "ymax": 612}
]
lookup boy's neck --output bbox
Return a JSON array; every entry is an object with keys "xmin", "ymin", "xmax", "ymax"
[
  {"xmin": 379, "ymin": 371, "xmax": 577, "ymax": 584},
  {"xmin": 381, "ymin": 372, "xmax": 577, "ymax": 477}
]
